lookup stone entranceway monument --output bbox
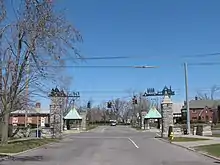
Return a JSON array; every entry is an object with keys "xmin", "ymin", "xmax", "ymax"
[
  {"xmin": 143, "ymin": 86, "xmax": 175, "ymax": 136},
  {"xmin": 49, "ymin": 88, "xmax": 80, "ymax": 138},
  {"xmin": 161, "ymin": 91, "xmax": 173, "ymax": 137},
  {"xmin": 49, "ymin": 87, "xmax": 66, "ymax": 138}
]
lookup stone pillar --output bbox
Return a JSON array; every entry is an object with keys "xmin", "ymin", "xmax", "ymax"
[
  {"xmin": 50, "ymin": 97, "xmax": 63, "ymax": 138},
  {"xmin": 80, "ymin": 111, "xmax": 87, "ymax": 130},
  {"xmin": 60, "ymin": 97, "xmax": 65, "ymax": 132},
  {"xmin": 141, "ymin": 116, "xmax": 145, "ymax": 130},
  {"xmin": 146, "ymin": 119, "xmax": 150, "ymax": 130},
  {"xmin": 161, "ymin": 94, "xmax": 173, "ymax": 138}
]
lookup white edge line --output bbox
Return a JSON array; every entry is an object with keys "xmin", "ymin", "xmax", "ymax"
[
  {"xmin": 70, "ymin": 136, "xmax": 126, "ymax": 139},
  {"xmin": 101, "ymin": 128, "xmax": 106, "ymax": 133},
  {"xmin": 128, "ymin": 138, "xmax": 139, "ymax": 149}
]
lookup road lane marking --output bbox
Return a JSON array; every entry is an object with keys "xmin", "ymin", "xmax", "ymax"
[
  {"xmin": 101, "ymin": 128, "xmax": 106, "ymax": 133},
  {"xmin": 128, "ymin": 138, "xmax": 139, "ymax": 149},
  {"xmin": 70, "ymin": 136, "xmax": 126, "ymax": 139}
]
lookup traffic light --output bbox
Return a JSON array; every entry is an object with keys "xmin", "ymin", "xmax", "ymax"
[
  {"xmin": 132, "ymin": 96, "xmax": 138, "ymax": 104},
  {"xmin": 135, "ymin": 98, "xmax": 138, "ymax": 104},
  {"xmin": 87, "ymin": 101, "xmax": 91, "ymax": 109},
  {"xmin": 107, "ymin": 101, "xmax": 112, "ymax": 108}
]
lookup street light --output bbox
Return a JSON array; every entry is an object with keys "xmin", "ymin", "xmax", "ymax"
[
  {"xmin": 133, "ymin": 65, "xmax": 158, "ymax": 129},
  {"xmin": 133, "ymin": 65, "xmax": 158, "ymax": 68}
]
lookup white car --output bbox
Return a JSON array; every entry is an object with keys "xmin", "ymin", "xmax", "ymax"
[{"xmin": 110, "ymin": 120, "xmax": 117, "ymax": 126}]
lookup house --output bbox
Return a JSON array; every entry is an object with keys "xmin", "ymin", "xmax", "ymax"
[
  {"xmin": 181, "ymin": 97, "xmax": 220, "ymax": 123},
  {"xmin": 172, "ymin": 103, "xmax": 183, "ymax": 123},
  {"xmin": 10, "ymin": 102, "xmax": 50, "ymax": 126}
]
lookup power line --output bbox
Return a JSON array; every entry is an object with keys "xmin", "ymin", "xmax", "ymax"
[
  {"xmin": 38, "ymin": 62, "xmax": 220, "ymax": 68},
  {"xmin": 2, "ymin": 51, "xmax": 220, "ymax": 66},
  {"xmin": 184, "ymin": 52, "xmax": 220, "ymax": 58},
  {"xmin": 56, "ymin": 52, "xmax": 220, "ymax": 60},
  {"xmin": 188, "ymin": 62, "xmax": 220, "ymax": 66}
]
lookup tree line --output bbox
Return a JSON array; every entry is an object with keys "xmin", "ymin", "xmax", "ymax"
[{"xmin": 83, "ymin": 94, "xmax": 160, "ymax": 125}]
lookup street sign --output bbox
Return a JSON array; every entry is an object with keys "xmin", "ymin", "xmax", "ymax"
[
  {"xmin": 143, "ymin": 86, "xmax": 175, "ymax": 97},
  {"xmin": 27, "ymin": 117, "xmax": 32, "ymax": 123},
  {"xmin": 41, "ymin": 117, "xmax": 46, "ymax": 127},
  {"xmin": 12, "ymin": 117, "xmax": 18, "ymax": 124},
  {"xmin": 67, "ymin": 91, "xmax": 80, "ymax": 98}
]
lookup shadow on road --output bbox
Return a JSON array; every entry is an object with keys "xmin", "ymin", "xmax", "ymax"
[{"xmin": 0, "ymin": 155, "xmax": 44, "ymax": 162}]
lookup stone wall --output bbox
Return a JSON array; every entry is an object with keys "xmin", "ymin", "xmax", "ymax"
[
  {"xmin": 195, "ymin": 125, "xmax": 212, "ymax": 136},
  {"xmin": 173, "ymin": 127, "xmax": 182, "ymax": 136},
  {"xmin": 203, "ymin": 125, "xmax": 212, "ymax": 136}
]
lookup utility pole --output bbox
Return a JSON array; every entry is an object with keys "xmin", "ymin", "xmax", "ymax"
[
  {"xmin": 139, "ymin": 93, "xmax": 142, "ymax": 129},
  {"xmin": 24, "ymin": 58, "xmax": 29, "ymax": 128},
  {"xmin": 132, "ymin": 94, "xmax": 138, "ymax": 127},
  {"xmin": 0, "ymin": 34, "xmax": 2, "ymax": 117},
  {"xmin": 184, "ymin": 62, "xmax": 190, "ymax": 134}
]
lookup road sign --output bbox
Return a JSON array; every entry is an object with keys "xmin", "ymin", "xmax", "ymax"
[{"xmin": 12, "ymin": 117, "xmax": 18, "ymax": 124}]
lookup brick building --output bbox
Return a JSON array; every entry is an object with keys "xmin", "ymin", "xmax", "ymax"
[
  {"xmin": 10, "ymin": 103, "xmax": 50, "ymax": 126},
  {"xmin": 181, "ymin": 97, "xmax": 220, "ymax": 123}
]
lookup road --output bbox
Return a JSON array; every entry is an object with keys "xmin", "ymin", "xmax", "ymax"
[{"xmin": 0, "ymin": 126, "xmax": 219, "ymax": 165}]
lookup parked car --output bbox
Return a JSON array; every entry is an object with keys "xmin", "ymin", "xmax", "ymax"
[{"xmin": 110, "ymin": 120, "xmax": 117, "ymax": 126}]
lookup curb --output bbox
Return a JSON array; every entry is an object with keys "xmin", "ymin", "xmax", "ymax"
[
  {"xmin": 0, "ymin": 139, "xmax": 61, "ymax": 162},
  {"xmin": 156, "ymin": 137, "xmax": 220, "ymax": 161}
]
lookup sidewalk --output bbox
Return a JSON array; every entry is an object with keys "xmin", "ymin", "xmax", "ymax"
[
  {"xmin": 158, "ymin": 135, "xmax": 220, "ymax": 161},
  {"xmin": 142, "ymin": 128, "xmax": 161, "ymax": 133},
  {"xmin": 172, "ymin": 134, "xmax": 220, "ymax": 148},
  {"xmin": 173, "ymin": 139, "xmax": 220, "ymax": 148},
  {"xmin": 63, "ymin": 130, "xmax": 81, "ymax": 134}
]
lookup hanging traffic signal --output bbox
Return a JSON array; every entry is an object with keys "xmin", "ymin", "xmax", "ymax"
[
  {"xmin": 132, "ymin": 96, "xmax": 138, "ymax": 104},
  {"xmin": 107, "ymin": 101, "xmax": 112, "ymax": 108},
  {"xmin": 87, "ymin": 101, "xmax": 91, "ymax": 109},
  {"xmin": 134, "ymin": 98, "xmax": 138, "ymax": 104}
]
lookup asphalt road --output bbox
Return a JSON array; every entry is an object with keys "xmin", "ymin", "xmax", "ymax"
[{"xmin": 0, "ymin": 126, "xmax": 219, "ymax": 165}]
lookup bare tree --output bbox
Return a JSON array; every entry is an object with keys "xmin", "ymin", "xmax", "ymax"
[
  {"xmin": 0, "ymin": 0, "xmax": 82, "ymax": 145},
  {"xmin": 197, "ymin": 85, "xmax": 220, "ymax": 100},
  {"xmin": 110, "ymin": 98, "xmax": 131, "ymax": 122},
  {"xmin": 135, "ymin": 93, "xmax": 150, "ymax": 128}
]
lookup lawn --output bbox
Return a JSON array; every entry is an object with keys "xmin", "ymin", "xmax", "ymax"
[
  {"xmin": 210, "ymin": 134, "xmax": 220, "ymax": 137},
  {"xmin": 0, "ymin": 138, "xmax": 59, "ymax": 154},
  {"xmin": 171, "ymin": 137, "xmax": 210, "ymax": 142},
  {"xmin": 86, "ymin": 125, "xmax": 98, "ymax": 131},
  {"xmin": 196, "ymin": 144, "xmax": 220, "ymax": 157}
]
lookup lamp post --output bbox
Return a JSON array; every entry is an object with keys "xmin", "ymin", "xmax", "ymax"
[{"xmin": 132, "ymin": 65, "xmax": 158, "ymax": 129}]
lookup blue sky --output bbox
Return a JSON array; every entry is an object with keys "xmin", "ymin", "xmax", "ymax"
[{"xmin": 39, "ymin": 0, "xmax": 220, "ymax": 109}]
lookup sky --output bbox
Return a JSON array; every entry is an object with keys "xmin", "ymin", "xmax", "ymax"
[{"xmin": 38, "ymin": 0, "xmax": 220, "ymax": 109}]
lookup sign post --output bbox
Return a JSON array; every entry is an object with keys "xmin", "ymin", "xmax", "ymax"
[{"xmin": 35, "ymin": 107, "xmax": 40, "ymax": 138}]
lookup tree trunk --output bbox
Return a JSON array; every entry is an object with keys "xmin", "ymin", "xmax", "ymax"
[{"xmin": 1, "ymin": 112, "xmax": 9, "ymax": 145}]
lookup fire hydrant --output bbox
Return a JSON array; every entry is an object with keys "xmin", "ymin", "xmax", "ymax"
[{"xmin": 169, "ymin": 131, "xmax": 174, "ymax": 143}]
